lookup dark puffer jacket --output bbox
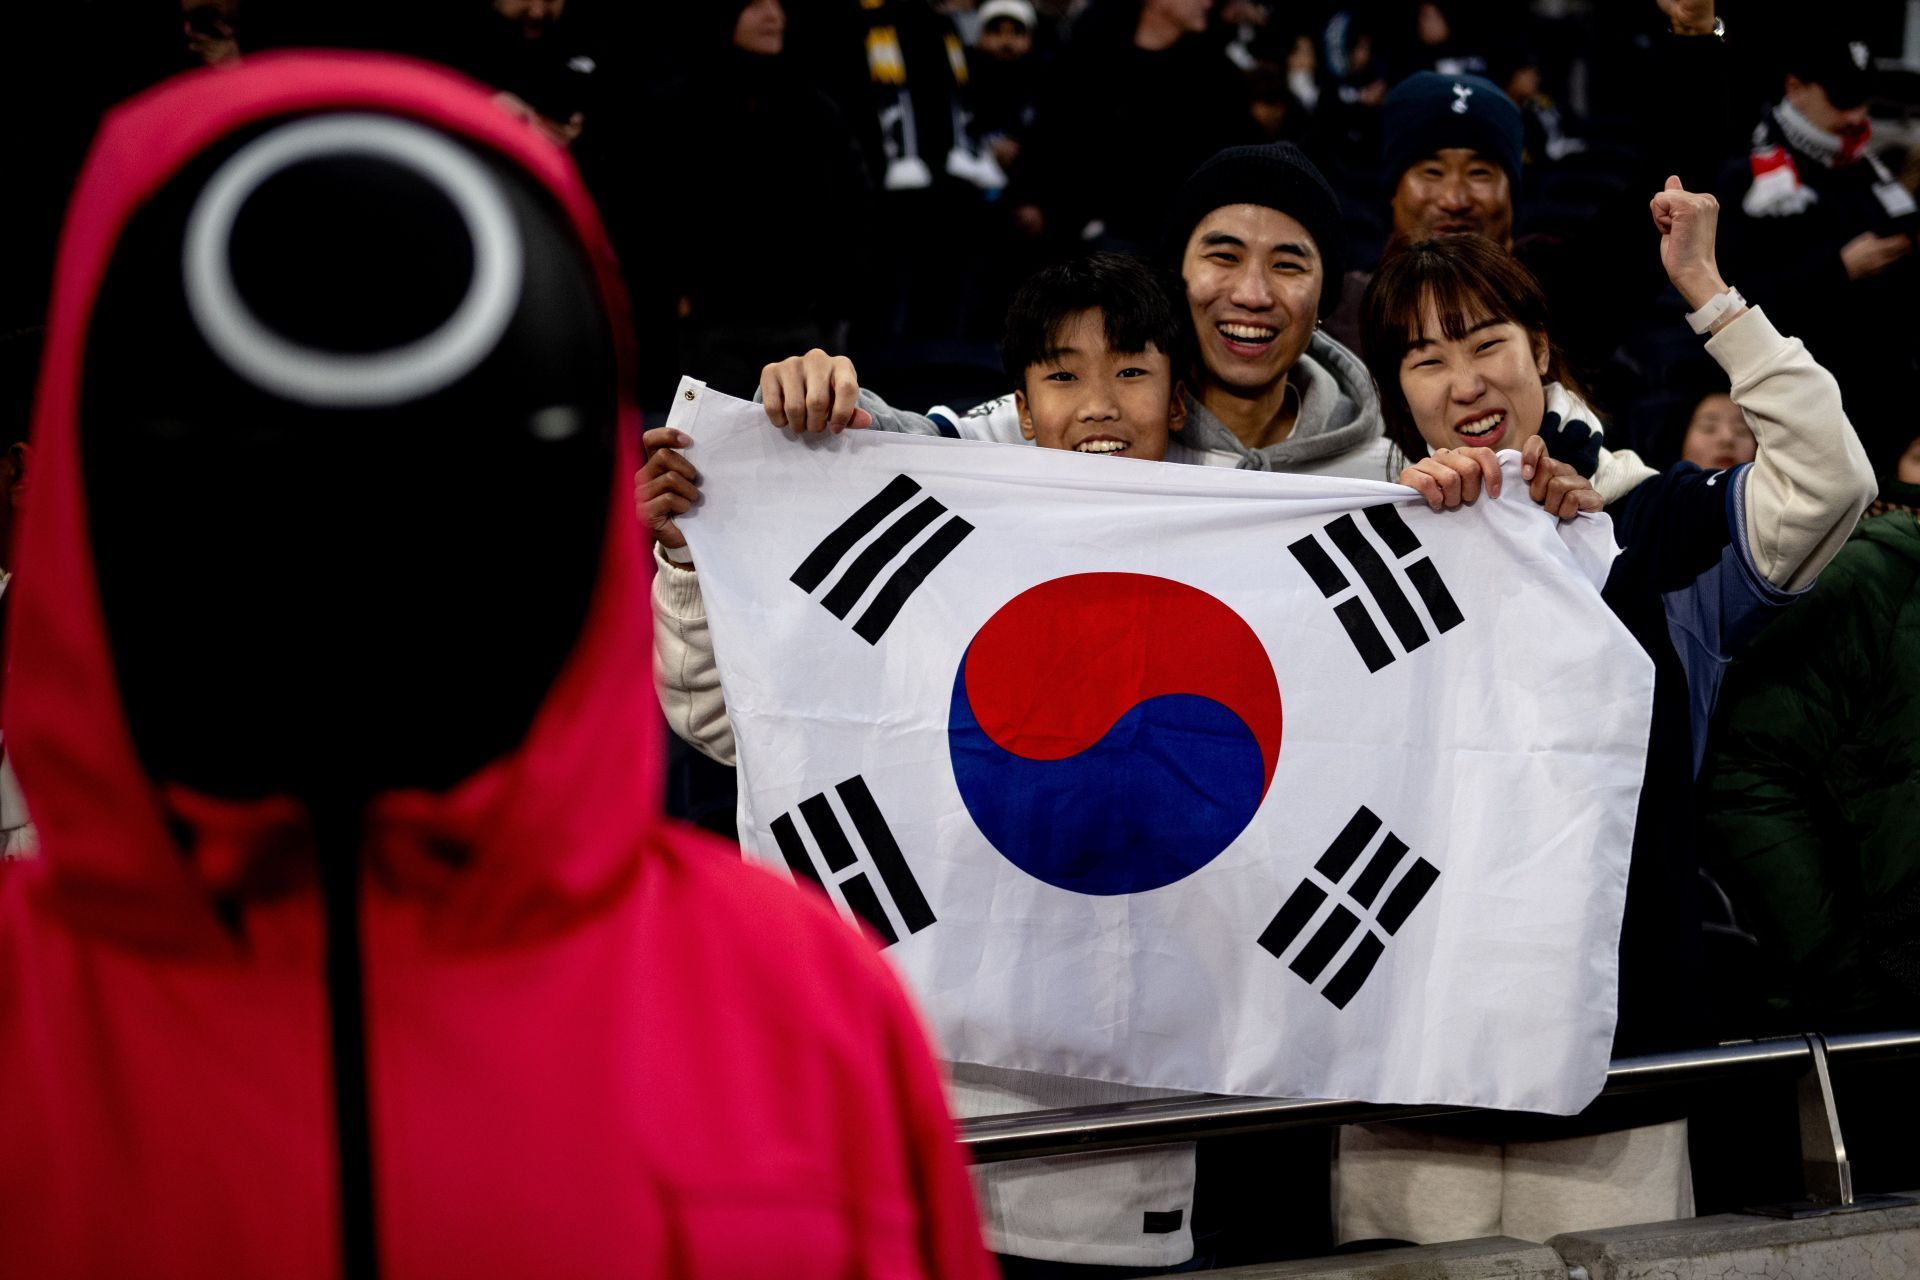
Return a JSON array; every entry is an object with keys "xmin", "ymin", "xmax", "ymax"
[{"xmin": 1700, "ymin": 501, "xmax": 1920, "ymax": 1030}]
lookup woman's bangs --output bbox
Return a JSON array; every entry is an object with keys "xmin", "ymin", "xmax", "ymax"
[{"xmin": 1415, "ymin": 266, "xmax": 1505, "ymax": 348}]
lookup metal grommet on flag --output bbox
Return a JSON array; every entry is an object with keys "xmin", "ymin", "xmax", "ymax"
[{"xmin": 182, "ymin": 113, "xmax": 524, "ymax": 407}]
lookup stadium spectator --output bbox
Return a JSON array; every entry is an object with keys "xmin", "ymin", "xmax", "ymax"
[
  {"xmin": 650, "ymin": 0, "xmax": 873, "ymax": 398},
  {"xmin": 1009, "ymin": 0, "xmax": 1256, "ymax": 254},
  {"xmin": 1676, "ymin": 390, "xmax": 1754, "ymax": 471},
  {"xmin": 1320, "ymin": 67, "xmax": 1522, "ymax": 369},
  {"xmin": 1282, "ymin": 31, "xmax": 1324, "ymax": 116},
  {"xmin": 1246, "ymin": 58, "xmax": 1312, "ymax": 145},
  {"xmin": 969, "ymin": 0, "xmax": 1041, "ymax": 175},
  {"xmin": 472, "ymin": 0, "xmax": 595, "ymax": 147},
  {"xmin": 1393, "ymin": 0, "xmax": 1488, "ymax": 80},
  {"xmin": 1379, "ymin": 69, "xmax": 1524, "ymax": 250},
  {"xmin": 781, "ymin": 0, "xmax": 989, "ymax": 346},
  {"xmin": 1318, "ymin": 6, "xmax": 1390, "ymax": 174},
  {"xmin": 1700, "ymin": 476, "xmax": 1920, "ymax": 1036},
  {"xmin": 1498, "ymin": 48, "xmax": 1588, "ymax": 166},
  {"xmin": 649, "ymin": 252, "xmax": 1211, "ymax": 1272},
  {"xmin": 1716, "ymin": 29, "xmax": 1918, "ymax": 462},
  {"xmin": 182, "ymin": 0, "xmax": 241, "ymax": 65},
  {"xmin": 0, "ymin": 55, "xmax": 992, "ymax": 1279},
  {"xmin": 1324, "ymin": 1, "xmax": 1738, "ymax": 404},
  {"xmin": 1343, "ymin": 179, "xmax": 1875, "ymax": 1245}
]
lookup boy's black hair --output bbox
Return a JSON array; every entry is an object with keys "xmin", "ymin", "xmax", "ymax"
[{"xmin": 1001, "ymin": 251, "xmax": 1189, "ymax": 386}]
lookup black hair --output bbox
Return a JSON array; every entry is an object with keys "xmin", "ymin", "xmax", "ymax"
[{"xmin": 1001, "ymin": 252, "xmax": 1189, "ymax": 386}]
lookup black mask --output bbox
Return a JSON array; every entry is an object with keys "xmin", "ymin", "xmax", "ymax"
[{"xmin": 82, "ymin": 111, "xmax": 615, "ymax": 803}]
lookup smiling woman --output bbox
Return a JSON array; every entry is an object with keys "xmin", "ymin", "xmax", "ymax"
[
  {"xmin": 1338, "ymin": 182, "xmax": 1877, "ymax": 1248},
  {"xmin": 1357, "ymin": 232, "xmax": 1576, "ymax": 464}
]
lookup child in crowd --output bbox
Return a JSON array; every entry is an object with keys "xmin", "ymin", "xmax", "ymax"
[
  {"xmin": 1677, "ymin": 390, "xmax": 1755, "ymax": 472},
  {"xmin": 642, "ymin": 251, "xmax": 1214, "ymax": 1272}
]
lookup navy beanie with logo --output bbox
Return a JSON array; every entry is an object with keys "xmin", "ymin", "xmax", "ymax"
[
  {"xmin": 1381, "ymin": 72, "xmax": 1524, "ymax": 188},
  {"xmin": 1161, "ymin": 142, "xmax": 1347, "ymax": 316},
  {"xmin": 1785, "ymin": 32, "xmax": 1876, "ymax": 110}
]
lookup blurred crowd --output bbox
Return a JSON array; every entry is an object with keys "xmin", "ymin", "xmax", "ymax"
[{"xmin": 5, "ymin": 2, "xmax": 1919, "ymax": 481}]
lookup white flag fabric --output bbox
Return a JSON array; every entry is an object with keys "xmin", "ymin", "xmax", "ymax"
[{"xmin": 669, "ymin": 378, "xmax": 1654, "ymax": 1116}]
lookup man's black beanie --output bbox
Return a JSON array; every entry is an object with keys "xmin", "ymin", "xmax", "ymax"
[
  {"xmin": 1381, "ymin": 72, "xmax": 1524, "ymax": 189},
  {"xmin": 1160, "ymin": 142, "xmax": 1347, "ymax": 317}
]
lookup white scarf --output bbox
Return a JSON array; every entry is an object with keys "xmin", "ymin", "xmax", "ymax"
[
  {"xmin": 1545, "ymin": 382, "xmax": 1657, "ymax": 505},
  {"xmin": 1390, "ymin": 382, "xmax": 1654, "ymax": 505},
  {"xmin": 1744, "ymin": 100, "xmax": 1888, "ymax": 219}
]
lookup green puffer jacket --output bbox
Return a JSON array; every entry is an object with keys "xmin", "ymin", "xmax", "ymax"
[{"xmin": 1700, "ymin": 501, "xmax": 1920, "ymax": 1031}]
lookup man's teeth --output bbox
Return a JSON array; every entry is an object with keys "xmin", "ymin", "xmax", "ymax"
[
  {"xmin": 1458, "ymin": 412, "xmax": 1503, "ymax": 435},
  {"xmin": 1218, "ymin": 323, "xmax": 1278, "ymax": 342},
  {"xmin": 1076, "ymin": 439, "xmax": 1128, "ymax": 454}
]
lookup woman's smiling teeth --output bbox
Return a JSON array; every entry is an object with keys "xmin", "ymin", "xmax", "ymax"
[
  {"xmin": 1075, "ymin": 438, "xmax": 1129, "ymax": 454},
  {"xmin": 1455, "ymin": 410, "xmax": 1505, "ymax": 441}
]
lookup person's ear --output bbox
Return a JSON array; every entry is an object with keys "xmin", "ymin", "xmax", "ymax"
[
  {"xmin": 1015, "ymin": 389, "xmax": 1036, "ymax": 441},
  {"xmin": 1532, "ymin": 332, "xmax": 1551, "ymax": 380},
  {"xmin": 1167, "ymin": 382, "xmax": 1189, "ymax": 434}
]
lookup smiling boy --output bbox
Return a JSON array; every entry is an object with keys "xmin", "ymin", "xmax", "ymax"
[{"xmin": 1000, "ymin": 253, "xmax": 1189, "ymax": 459}]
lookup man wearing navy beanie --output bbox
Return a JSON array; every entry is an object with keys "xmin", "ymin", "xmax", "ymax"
[
  {"xmin": 1381, "ymin": 71, "xmax": 1525, "ymax": 248},
  {"xmin": 1320, "ymin": 71, "xmax": 1526, "ymax": 353}
]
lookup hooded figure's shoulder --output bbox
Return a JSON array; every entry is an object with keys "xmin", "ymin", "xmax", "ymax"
[{"xmin": 639, "ymin": 826, "xmax": 925, "ymax": 1019}]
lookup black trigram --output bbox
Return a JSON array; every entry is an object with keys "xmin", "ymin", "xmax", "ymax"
[
  {"xmin": 1257, "ymin": 806, "xmax": 1439, "ymax": 1009},
  {"xmin": 1288, "ymin": 504, "xmax": 1463, "ymax": 672},
  {"xmin": 769, "ymin": 776, "xmax": 935, "ymax": 948},
  {"xmin": 791, "ymin": 474, "xmax": 973, "ymax": 644}
]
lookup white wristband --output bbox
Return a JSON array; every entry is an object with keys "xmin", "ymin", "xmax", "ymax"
[
  {"xmin": 662, "ymin": 542, "xmax": 694, "ymax": 565},
  {"xmin": 1685, "ymin": 286, "xmax": 1745, "ymax": 335}
]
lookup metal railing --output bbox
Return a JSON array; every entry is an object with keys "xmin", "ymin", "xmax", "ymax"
[{"xmin": 960, "ymin": 1029, "xmax": 1920, "ymax": 1213}]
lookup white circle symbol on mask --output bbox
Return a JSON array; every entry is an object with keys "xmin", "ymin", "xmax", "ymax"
[{"xmin": 183, "ymin": 113, "xmax": 524, "ymax": 407}]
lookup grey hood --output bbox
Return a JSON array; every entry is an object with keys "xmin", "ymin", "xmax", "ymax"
[{"xmin": 1176, "ymin": 330, "xmax": 1391, "ymax": 477}]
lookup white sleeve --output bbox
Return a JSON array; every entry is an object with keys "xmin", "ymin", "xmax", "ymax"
[
  {"xmin": 650, "ymin": 543, "xmax": 737, "ymax": 767},
  {"xmin": 1705, "ymin": 306, "xmax": 1876, "ymax": 592},
  {"xmin": 928, "ymin": 392, "xmax": 1032, "ymax": 445}
]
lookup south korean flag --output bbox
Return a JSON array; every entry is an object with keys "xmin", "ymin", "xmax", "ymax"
[{"xmin": 670, "ymin": 379, "xmax": 1652, "ymax": 1116}]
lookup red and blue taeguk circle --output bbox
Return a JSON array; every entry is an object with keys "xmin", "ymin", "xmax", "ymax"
[{"xmin": 947, "ymin": 573, "xmax": 1283, "ymax": 895}]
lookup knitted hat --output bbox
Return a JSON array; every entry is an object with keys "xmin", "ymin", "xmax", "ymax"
[
  {"xmin": 1381, "ymin": 72, "xmax": 1524, "ymax": 187},
  {"xmin": 1785, "ymin": 32, "xmax": 1876, "ymax": 110},
  {"xmin": 977, "ymin": 0, "xmax": 1037, "ymax": 30},
  {"xmin": 1161, "ymin": 142, "xmax": 1347, "ymax": 316}
]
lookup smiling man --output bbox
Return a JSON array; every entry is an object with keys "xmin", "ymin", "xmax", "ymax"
[
  {"xmin": 1380, "ymin": 71, "xmax": 1522, "ymax": 251},
  {"xmin": 1158, "ymin": 142, "xmax": 1390, "ymax": 477}
]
